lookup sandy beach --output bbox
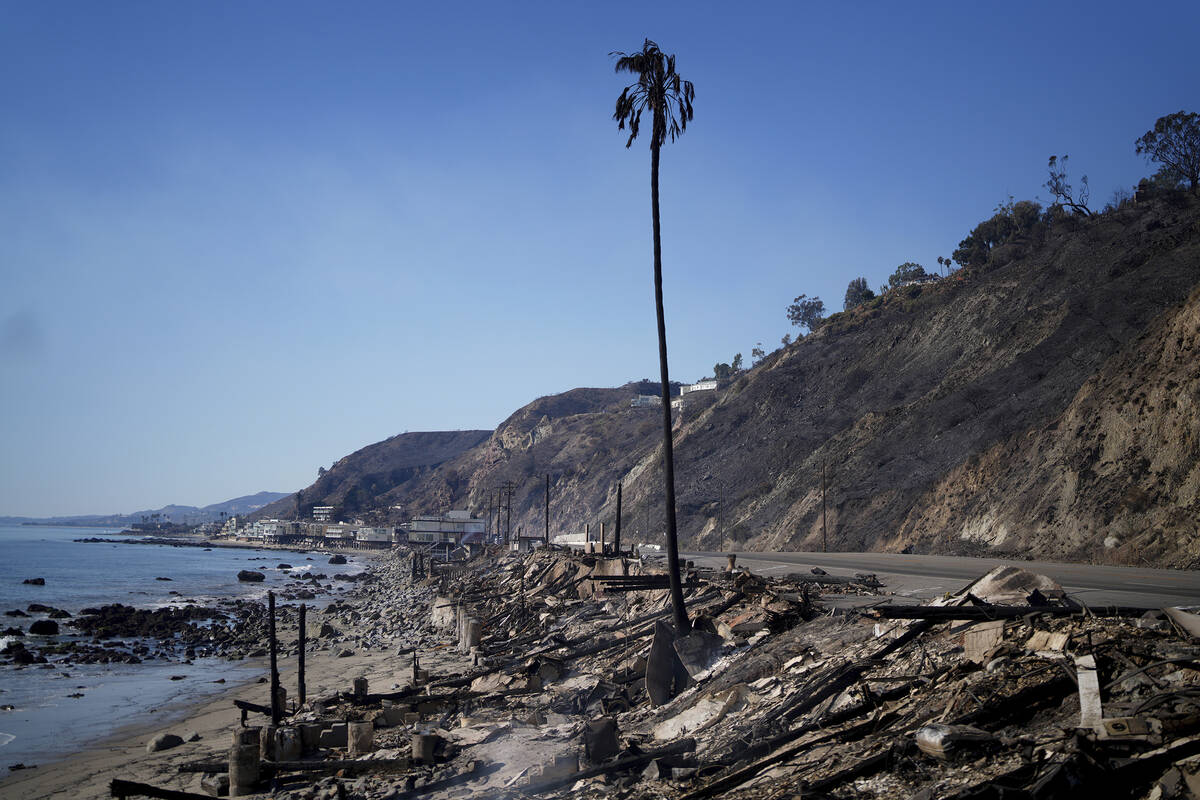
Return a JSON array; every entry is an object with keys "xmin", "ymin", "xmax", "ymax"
[
  {"xmin": 1, "ymin": 646, "xmax": 436, "ymax": 798},
  {"xmin": 0, "ymin": 548, "xmax": 433, "ymax": 799}
]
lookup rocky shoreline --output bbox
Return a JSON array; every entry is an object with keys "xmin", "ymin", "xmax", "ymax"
[
  {"xmin": 1, "ymin": 553, "xmax": 379, "ymax": 667},
  {"xmin": 0, "ymin": 545, "xmax": 443, "ymax": 796}
]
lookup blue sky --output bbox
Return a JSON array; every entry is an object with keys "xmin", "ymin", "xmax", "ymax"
[{"xmin": 1, "ymin": 1, "xmax": 1196, "ymax": 516}]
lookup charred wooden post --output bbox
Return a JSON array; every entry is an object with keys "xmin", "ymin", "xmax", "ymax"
[
  {"xmin": 614, "ymin": 482, "xmax": 622, "ymax": 554},
  {"xmin": 544, "ymin": 473, "xmax": 550, "ymax": 544},
  {"xmin": 297, "ymin": 603, "xmax": 306, "ymax": 707},
  {"xmin": 268, "ymin": 591, "xmax": 281, "ymax": 725},
  {"xmin": 503, "ymin": 481, "xmax": 514, "ymax": 546}
]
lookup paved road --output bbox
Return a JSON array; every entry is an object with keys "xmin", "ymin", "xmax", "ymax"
[{"xmin": 678, "ymin": 550, "xmax": 1200, "ymax": 609}]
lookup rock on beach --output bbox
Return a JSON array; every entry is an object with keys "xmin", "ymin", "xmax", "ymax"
[{"xmin": 146, "ymin": 732, "xmax": 183, "ymax": 753}]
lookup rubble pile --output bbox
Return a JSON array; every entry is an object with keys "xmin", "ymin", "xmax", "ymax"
[
  {"xmin": 308, "ymin": 557, "xmax": 439, "ymax": 654},
  {"xmin": 189, "ymin": 549, "xmax": 1200, "ymax": 800}
]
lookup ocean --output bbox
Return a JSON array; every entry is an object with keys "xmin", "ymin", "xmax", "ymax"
[{"xmin": 0, "ymin": 524, "xmax": 363, "ymax": 771}]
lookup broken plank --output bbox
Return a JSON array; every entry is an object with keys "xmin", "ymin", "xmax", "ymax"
[
  {"xmin": 682, "ymin": 675, "xmax": 935, "ymax": 800},
  {"xmin": 176, "ymin": 761, "xmax": 228, "ymax": 774},
  {"xmin": 1075, "ymin": 654, "xmax": 1103, "ymax": 729},
  {"xmin": 110, "ymin": 779, "xmax": 213, "ymax": 800},
  {"xmin": 803, "ymin": 742, "xmax": 907, "ymax": 793},
  {"xmin": 232, "ymin": 698, "xmax": 271, "ymax": 716},
  {"xmin": 266, "ymin": 758, "xmax": 411, "ymax": 774}
]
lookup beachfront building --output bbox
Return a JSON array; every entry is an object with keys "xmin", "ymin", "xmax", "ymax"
[
  {"xmin": 323, "ymin": 523, "xmax": 352, "ymax": 545},
  {"xmin": 243, "ymin": 519, "xmax": 295, "ymax": 543},
  {"xmin": 312, "ymin": 506, "xmax": 335, "ymax": 523},
  {"xmin": 355, "ymin": 526, "xmax": 393, "ymax": 549},
  {"xmin": 264, "ymin": 520, "xmax": 303, "ymax": 545},
  {"xmin": 407, "ymin": 510, "xmax": 485, "ymax": 546},
  {"xmin": 551, "ymin": 531, "xmax": 589, "ymax": 549}
]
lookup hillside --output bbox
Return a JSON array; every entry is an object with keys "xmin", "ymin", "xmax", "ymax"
[
  {"xmin": 278, "ymin": 195, "xmax": 1200, "ymax": 568},
  {"xmin": 254, "ymin": 430, "xmax": 492, "ymax": 520}
]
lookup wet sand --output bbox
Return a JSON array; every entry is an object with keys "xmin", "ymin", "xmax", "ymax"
[
  {"xmin": 0, "ymin": 643, "xmax": 437, "ymax": 799},
  {"xmin": 0, "ymin": 548, "xmax": 410, "ymax": 799}
]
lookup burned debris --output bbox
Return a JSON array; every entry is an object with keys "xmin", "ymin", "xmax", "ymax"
[{"xmin": 150, "ymin": 549, "xmax": 1198, "ymax": 800}]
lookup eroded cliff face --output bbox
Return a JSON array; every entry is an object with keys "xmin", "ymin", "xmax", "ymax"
[
  {"xmin": 280, "ymin": 196, "xmax": 1200, "ymax": 567},
  {"xmin": 894, "ymin": 285, "xmax": 1200, "ymax": 567}
]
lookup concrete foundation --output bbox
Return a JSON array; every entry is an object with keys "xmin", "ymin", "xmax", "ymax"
[
  {"xmin": 299, "ymin": 723, "xmax": 323, "ymax": 751},
  {"xmin": 431, "ymin": 596, "xmax": 457, "ymax": 630},
  {"xmin": 258, "ymin": 724, "xmax": 276, "ymax": 761},
  {"xmin": 228, "ymin": 742, "xmax": 259, "ymax": 797},
  {"xmin": 461, "ymin": 617, "xmax": 482, "ymax": 652},
  {"xmin": 347, "ymin": 721, "xmax": 374, "ymax": 756},
  {"xmin": 318, "ymin": 723, "xmax": 348, "ymax": 748},
  {"xmin": 275, "ymin": 727, "xmax": 302, "ymax": 762},
  {"xmin": 412, "ymin": 733, "xmax": 439, "ymax": 764}
]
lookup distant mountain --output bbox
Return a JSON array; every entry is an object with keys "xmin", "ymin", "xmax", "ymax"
[
  {"xmin": 201, "ymin": 491, "xmax": 290, "ymax": 517},
  {"xmin": 0, "ymin": 491, "xmax": 289, "ymax": 527}
]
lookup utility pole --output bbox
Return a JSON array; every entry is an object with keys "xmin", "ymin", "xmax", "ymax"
[
  {"xmin": 614, "ymin": 482, "xmax": 622, "ymax": 555},
  {"xmin": 496, "ymin": 490, "xmax": 503, "ymax": 545},
  {"xmin": 544, "ymin": 474, "xmax": 550, "ymax": 544},
  {"xmin": 822, "ymin": 461, "xmax": 828, "ymax": 553},
  {"xmin": 500, "ymin": 481, "xmax": 516, "ymax": 547}
]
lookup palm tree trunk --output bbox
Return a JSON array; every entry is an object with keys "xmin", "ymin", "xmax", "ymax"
[{"xmin": 650, "ymin": 139, "xmax": 690, "ymax": 635}]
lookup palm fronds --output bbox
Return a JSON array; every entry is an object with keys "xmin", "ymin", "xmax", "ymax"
[{"xmin": 612, "ymin": 39, "xmax": 694, "ymax": 149}]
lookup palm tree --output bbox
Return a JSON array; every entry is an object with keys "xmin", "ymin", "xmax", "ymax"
[{"xmin": 613, "ymin": 39, "xmax": 694, "ymax": 634}]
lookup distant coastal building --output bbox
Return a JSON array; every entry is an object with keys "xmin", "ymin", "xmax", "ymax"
[
  {"xmin": 552, "ymin": 532, "xmax": 590, "ymax": 547},
  {"xmin": 312, "ymin": 506, "xmax": 335, "ymax": 523},
  {"xmin": 630, "ymin": 395, "xmax": 662, "ymax": 408},
  {"xmin": 680, "ymin": 380, "xmax": 718, "ymax": 395},
  {"xmin": 355, "ymin": 526, "xmax": 393, "ymax": 548},
  {"xmin": 896, "ymin": 274, "xmax": 941, "ymax": 289},
  {"xmin": 323, "ymin": 524, "xmax": 351, "ymax": 543},
  {"xmin": 406, "ymin": 510, "xmax": 485, "ymax": 546}
]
